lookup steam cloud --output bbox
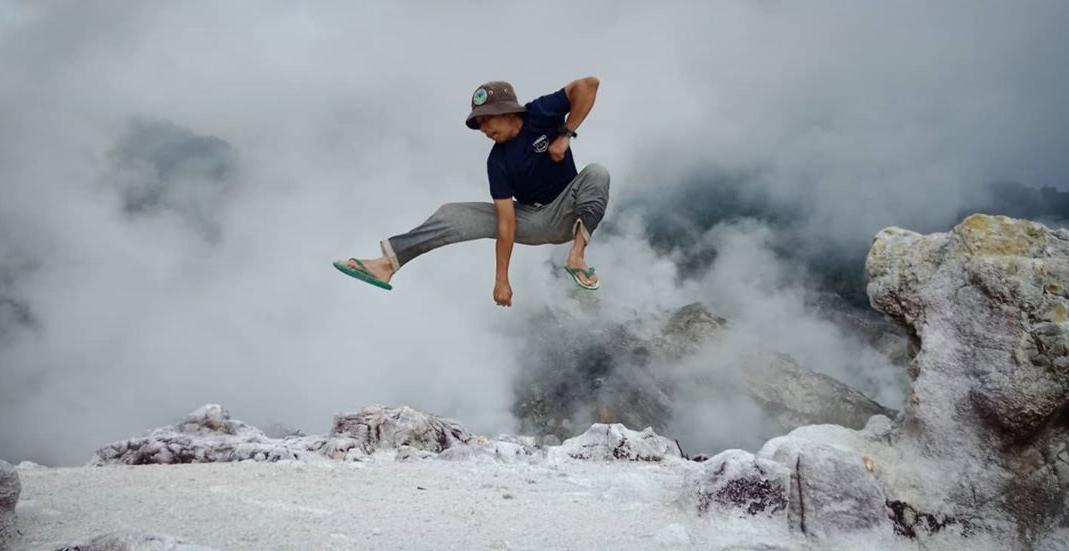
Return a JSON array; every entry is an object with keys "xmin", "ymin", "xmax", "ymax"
[{"xmin": 2, "ymin": 1, "xmax": 1067, "ymax": 464}]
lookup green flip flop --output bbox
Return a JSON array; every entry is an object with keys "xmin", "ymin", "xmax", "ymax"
[
  {"xmin": 333, "ymin": 258, "xmax": 393, "ymax": 290},
  {"xmin": 564, "ymin": 266, "xmax": 600, "ymax": 291}
]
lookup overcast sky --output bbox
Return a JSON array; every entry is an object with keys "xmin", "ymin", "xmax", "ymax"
[{"xmin": 2, "ymin": 1, "xmax": 1068, "ymax": 465}]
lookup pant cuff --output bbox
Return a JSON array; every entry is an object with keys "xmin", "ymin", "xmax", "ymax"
[
  {"xmin": 380, "ymin": 239, "xmax": 401, "ymax": 271},
  {"xmin": 573, "ymin": 218, "xmax": 592, "ymax": 243}
]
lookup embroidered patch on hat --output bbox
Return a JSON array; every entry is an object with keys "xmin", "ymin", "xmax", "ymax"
[{"xmin": 472, "ymin": 88, "xmax": 488, "ymax": 105}]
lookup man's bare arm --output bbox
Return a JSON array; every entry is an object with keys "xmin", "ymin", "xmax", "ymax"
[
  {"xmin": 493, "ymin": 198, "xmax": 516, "ymax": 307},
  {"xmin": 549, "ymin": 76, "xmax": 599, "ymax": 162},
  {"xmin": 563, "ymin": 76, "xmax": 599, "ymax": 133}
]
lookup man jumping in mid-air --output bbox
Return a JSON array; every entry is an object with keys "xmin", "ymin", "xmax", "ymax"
[{"xmin": 334, "ymin": 77, "xmax": 609, "ymax": 307}]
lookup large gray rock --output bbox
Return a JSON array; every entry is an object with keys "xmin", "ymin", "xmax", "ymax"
[
  {"xmin": 679, "ymin": 215, "xmax": 1066, "ymax": 548},
  {"xmin": 867, "ymin": 214, "xmax": 1069, "ymax": 540},
  {"xmin": 0, "ymin": 460, "xmax": 20, "ymax": 547},
  {"xmin": 868, "ymin": 214, "xmax": 1069, "ymax": 442},
  {"xmin": 549, "ymin": 423, "xmax": 683, "ymax": 462},
  {"xmin": 330, "ymin": 405, "xmax": 473, "ymax": 453},
  {"xmin": 758, "ymin": 436, "xmax": 892, "ymax": 539},
  {"xmin": 656, "ymin": 302, "xmax": 728, "ymax": 355},
  {"xmin": 683, "ymin": 438, "xmax": 891, "ymax": 541},
  {"xmin": 683, "ymin": 449, "xmax": 790, "ymax": 520},
  {"xmin": 744, "ymin": 352, "xmax": 897, "ymax": 432},
  {"xmin": 437, "ymin": 434, "xmax": 538, "ymax": 463},
  {"xmin": 90, "ymin": 404, "xmax": 327, "ymax": 465}
]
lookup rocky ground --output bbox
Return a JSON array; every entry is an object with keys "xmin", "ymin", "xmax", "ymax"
[
  {"xmin": 4, "ymin": 420, "xmax": 980, "ymax": 551},
  {"xmin": 3, "ymin": 213, "xmax": 1067, "ymax": 550}
]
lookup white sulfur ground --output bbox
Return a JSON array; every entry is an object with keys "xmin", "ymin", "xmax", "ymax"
[
  {"xmin": 12, "ymin": 457, "xmax": 800, "ymax": 551},
  {"xmin": 11, "ymin": 456, "xmax": 1001, "ymax": 551}
]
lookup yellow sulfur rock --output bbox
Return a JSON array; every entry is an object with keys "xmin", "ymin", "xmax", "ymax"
[{"xmin": 957, "ymin": 214, "xmax": 1049, "ymax": 258}]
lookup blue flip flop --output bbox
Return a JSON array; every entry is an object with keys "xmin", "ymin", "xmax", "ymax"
[
  {"xmin": 564, "ymin": 266, "xmax": 600, "ymax": 290},
  {"xmin": 333, "ymin": 258, "xmax": 392, "ymax": 290}
]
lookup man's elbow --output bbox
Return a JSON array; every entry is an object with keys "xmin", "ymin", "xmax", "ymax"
[
  {"xmin": 567, "ymin": 77, "xmax": 599, "ymax": 99},
  {"xmin": 576, "ymin": 76, "xmax": 599, "ymax": 93}
]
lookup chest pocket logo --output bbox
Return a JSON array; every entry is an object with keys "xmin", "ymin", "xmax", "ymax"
[{"xmin": 532, "ymin": 134, "xmax": 549, "ymax": 153}]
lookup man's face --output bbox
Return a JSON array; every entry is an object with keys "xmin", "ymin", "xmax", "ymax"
[{"xmin": 476, "ymin": 114, "xmax": 517, "ymax": 143}]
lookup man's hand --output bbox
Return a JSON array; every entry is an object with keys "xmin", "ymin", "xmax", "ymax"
[
  {"xmin": 548, "ymin": 136, "xmax": 570, "ymax": 162},
  {"xmin": 493, "ymin": 279, "xmax": 513, "ymax": 307},
  {"xmin": 493, "ymin": 198, "xmax": 516, "ymax": 307}
]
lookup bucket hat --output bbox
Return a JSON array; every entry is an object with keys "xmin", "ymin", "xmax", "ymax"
[{"xmin": 465, "ymin": 81, "xmax": 526, "ymax": 129}]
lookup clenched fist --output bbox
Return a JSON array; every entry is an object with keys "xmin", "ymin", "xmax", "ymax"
[{"xmin": 493, "ymin": 279, "xmax": 513, "ymax": 307}]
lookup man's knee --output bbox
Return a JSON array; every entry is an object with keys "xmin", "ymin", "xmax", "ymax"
[
  {"xmin": 432, "ymin": 202, "xmax": 469, "ymax": 221},
  {"xmin": 582, "ymin": 163, "xmax": 610, "ymax": 191}
]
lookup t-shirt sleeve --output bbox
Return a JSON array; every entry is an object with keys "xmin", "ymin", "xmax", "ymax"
[
  {"xmin": 487, "ymin": 155, "xmax": 513, "ymax": 199},
  {"xmin": 525, "ymin": 88, "xmax": 571, "ymax": 121}
]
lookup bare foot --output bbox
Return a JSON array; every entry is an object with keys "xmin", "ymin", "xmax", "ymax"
[{"xmin": 343, "ymin": 257, "xmax": 395, "ymax": 283}]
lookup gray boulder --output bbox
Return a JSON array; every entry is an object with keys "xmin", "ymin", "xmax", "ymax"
[
  {"xmin": 758, "ymin": 436, "xmax": 891, "ymax": 539},
  {"xmin": 656, "ymin": 302, "xmax": 728, "ymax": 355},
  {"xmin": 680, "ymin": 214, "xmax": 1066, "ymax": 548},
  {"xmin": 90, "ymin": 404, "xmax": 328, "ymax": 465},
  {"xmin": 437, "ymin": 438, "xmax": 537, "ymax": 463},
  {"xmin": 867, "ymin": 213, "xmax": 1069, "ymax": 541},
  {"xmin": 330, "ymin": 405, "xmax": 472, "ymax": 453},
  {"xmin": 549, "ymin": 423, "xmax": 682, "ymax": 462},
  {"xmin": 683, "ymin": 437, "xmax": 891, "ymax": 541},
  {"xmin": 683, "ymin": 449, "xmax": 790, "ymax": 519},
  {"xmin": 0, "ymin": 460, "xmax": 20, "ymax": 547}
]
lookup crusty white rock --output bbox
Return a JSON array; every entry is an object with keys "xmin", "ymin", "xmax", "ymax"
[{"xmin": 550, "ymin": 423, "xmax": 682, "ymax": 462}]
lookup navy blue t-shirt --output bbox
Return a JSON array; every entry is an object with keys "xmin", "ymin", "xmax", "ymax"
[{"xmin": 487, "ymin": 88, "xmax": 578, "ymax": 205}]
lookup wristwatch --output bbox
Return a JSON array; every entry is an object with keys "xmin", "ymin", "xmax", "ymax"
[{"xmin": 557, "ymin": 125, "xmax": 578, "ymax": 139}]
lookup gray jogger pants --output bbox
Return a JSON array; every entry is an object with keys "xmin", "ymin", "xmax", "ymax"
[{"xmin": 380, "ymin": 163, "xmax": 610, "ymax": 270}]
